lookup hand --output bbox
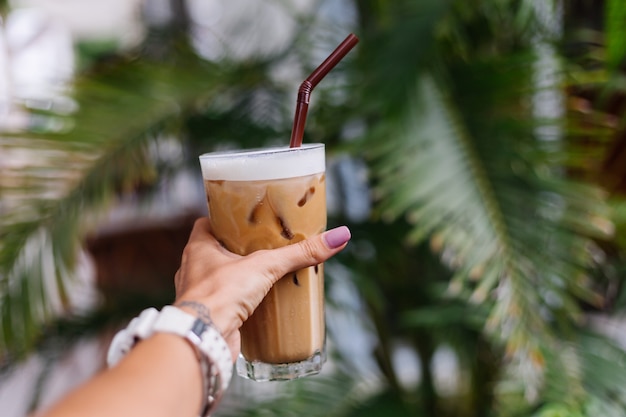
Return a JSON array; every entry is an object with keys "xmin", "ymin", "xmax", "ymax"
[
  {"xmin": 33, "ymin": 217, "xmax": 350, "ymax": 417},
  {"xmin": 173, "ymin": 217, "xmax": 351, "ymax": 360}
]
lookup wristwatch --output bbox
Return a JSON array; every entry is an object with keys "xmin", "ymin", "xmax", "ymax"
[{"xmin": 107, "ymin": 306, "xmax": 233, "ymax": 417}]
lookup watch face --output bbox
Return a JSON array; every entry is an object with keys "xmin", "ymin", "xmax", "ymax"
[{"xmin": 191, "ymin": 318, "xmax": 208, "ymax": 337}]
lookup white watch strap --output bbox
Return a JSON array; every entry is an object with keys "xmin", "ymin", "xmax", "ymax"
[
  {"xmin": 197, "ymin": 323, "xmax": 233, "ymax": 392},
  {"xmin": 154, "ymin": 306, "xmax": 233, "ymax": 397},
  {"xmin": 153, "ymin": 306, "xmax": 196, "ymax": 336},
  {"xmin": 107, "ymin": 307, "xmax": 159, "ymax": 367}
]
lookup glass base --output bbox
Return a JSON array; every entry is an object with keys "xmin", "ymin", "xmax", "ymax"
[{"xmin": 236, "ymin": 349, "xmax": 326, "ymax": 381}]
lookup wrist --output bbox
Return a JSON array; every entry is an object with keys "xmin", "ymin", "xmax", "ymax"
[
  {"xmin": 174, "ymin": 299, "xmax": 237, "ymax": 341},
  {"xmin": 174, "ymin": 301, "xmax": 214, "ymax": 327}
]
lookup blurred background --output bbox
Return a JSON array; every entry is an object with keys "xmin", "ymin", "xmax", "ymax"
[{"xmin": 2, "ymin": 0, "xmax": 626, "ymax": 416}]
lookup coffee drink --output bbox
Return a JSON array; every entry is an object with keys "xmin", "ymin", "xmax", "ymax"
[{"xmin": 199, "ymin": 144, "xmax": 326, "ymax": 380}]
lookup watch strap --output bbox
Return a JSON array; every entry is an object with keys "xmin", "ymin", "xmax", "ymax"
[
  {"xmin": 155, "ymin": 306, "xmax": 233, "ymax": 401},
  {"xmin": 107, "ymin": 307, "xmax": 159, "ymax": 366}
]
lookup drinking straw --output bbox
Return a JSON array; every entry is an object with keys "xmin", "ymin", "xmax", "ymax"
[{"xmin": 289, "ymin": 33, "xmax": 359, "ymax": 148}]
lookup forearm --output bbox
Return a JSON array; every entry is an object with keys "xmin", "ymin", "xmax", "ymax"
[{"xmin": 37, "ymin": 333, "xmax": 203, "ymax": 417}]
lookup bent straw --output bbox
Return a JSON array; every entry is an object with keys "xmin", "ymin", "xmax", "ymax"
[{"xmin": 289, "ymin": 33, "xmax": 359, "ymax": 148}]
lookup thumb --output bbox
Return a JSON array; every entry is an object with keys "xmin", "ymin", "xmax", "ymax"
[{"xmin": 257, "ymin": 226, "xmax": 351, "ymax": 281}]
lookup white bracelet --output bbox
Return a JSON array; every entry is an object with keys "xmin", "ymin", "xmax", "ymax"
[{"xmin": 107, "ymin": 306, "xmax": 233, "ymax": 417}]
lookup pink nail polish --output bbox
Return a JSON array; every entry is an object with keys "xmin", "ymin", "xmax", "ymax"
[{"xmin": 323, "ymin": 226, "xmax": 351, "ymax": 249}]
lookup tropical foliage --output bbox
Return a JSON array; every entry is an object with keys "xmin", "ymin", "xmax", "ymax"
[{"xmin": 2, "ymin": 0, "xmax": 626, "ymax": 416}]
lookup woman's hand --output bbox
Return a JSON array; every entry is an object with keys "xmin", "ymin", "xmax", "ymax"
[
  {"xmin": 173, "ymin": 217, "xmax": 351, "ymax": 360},
  {"xmin": 35, "ymin": 217, "xmax": 350, "ymax": 417}
]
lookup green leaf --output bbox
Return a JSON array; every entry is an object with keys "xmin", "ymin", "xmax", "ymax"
[
  {"xmin": 365, "ymin": 54, "xmax": 611, "ymax": 398},
  {"xmin": 605, "ymin": 0, "xmax": 626, "ymax": 71},
  {"xmin": 0, "ymin": 54, "xmax": 244, "ymax": 356}
]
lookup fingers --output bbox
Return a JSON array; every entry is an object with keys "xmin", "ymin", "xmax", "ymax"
[
  {"xmin": 185, "ymin": 217, "xmax": 234, "ymax": 256},
  {"xmin": 179, "ymin": 219, "xmax": 350, "ymax": 292},
  {"xmin": 322, "ymin": 226, "xmax": 352, "ymax": 249},
  {"xmin": 188, "ymin": 217, "xmax": 212, "ymax": 241},
  {"xmin": 257, "ymin": 226, "xmax": 351, "ymax": 282}
]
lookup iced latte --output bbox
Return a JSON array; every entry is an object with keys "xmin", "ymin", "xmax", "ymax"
[{"xmin": 199, "ymin": 144, "xmax": 326, "ymax": 381}]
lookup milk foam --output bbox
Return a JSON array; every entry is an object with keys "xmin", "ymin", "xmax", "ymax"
[{"xmin": 199, "ymin": 144, "xmax": 325, "ymax": 181}]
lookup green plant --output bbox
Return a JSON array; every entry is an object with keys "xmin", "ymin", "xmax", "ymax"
[{"xmin": 2, "ymin": 0, "xmax": 626, "ymax": 416}]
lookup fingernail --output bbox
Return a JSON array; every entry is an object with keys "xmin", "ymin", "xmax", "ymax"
[{"xmin": 323, "ymin": 226, "xmax": 351, "ymax": 249}]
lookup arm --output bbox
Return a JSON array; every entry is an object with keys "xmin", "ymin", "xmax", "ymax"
[
  {"xmin": 36, "ymin": 218, "xmax": 351, "ymax": 417},
  {"xmin": 36, "ymin": 333, "xmax": 204, "ymax": 417}
]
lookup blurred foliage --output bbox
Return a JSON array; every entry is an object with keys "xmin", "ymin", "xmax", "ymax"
[{"xmin": 2, "ymin": 0, "xmax": 626, "ymax": 416}]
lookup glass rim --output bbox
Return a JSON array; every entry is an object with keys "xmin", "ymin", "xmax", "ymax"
[
  {"xmin": 199, "ymin": 143, "xmax": 324, "ymax": 160},
  {"xmin": 199, "ymin": 143, "xmax": 325, "ymax": 181}
]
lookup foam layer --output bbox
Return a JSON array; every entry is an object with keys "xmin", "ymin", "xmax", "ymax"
[{"xmin": 199, "ymin": 144, "xmax": 325, "ymax": 181}]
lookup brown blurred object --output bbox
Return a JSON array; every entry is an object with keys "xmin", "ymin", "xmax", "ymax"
[
  {"xmin": 565, "ymin": 0, "xmax": 626, "ymax": 196},
  {"xmin": 568, "ymin": 90, "xmax": 626, "ymax": 195},
  {"xmin": 85, "ymin": 213, "xmax": 199, "ymax": 302},
  {"xmin": 602, "ymin": 112, "xmax": 626, "ymax": 195}
]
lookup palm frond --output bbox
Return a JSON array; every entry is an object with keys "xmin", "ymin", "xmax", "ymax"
[
  {"xmin": 364, "ymin": 55, "xmax": 611, "ymax": 398},
  {"xmin": 577, "ymin": 329, "xmax": 626, "ymax": 413},
  {"xmin": 0, "ymin": 53, "xmax": 261, "ymax": 356},
  {"xmin": 512, "ymin": 328, "xmax": 626, "ymax": 417}
]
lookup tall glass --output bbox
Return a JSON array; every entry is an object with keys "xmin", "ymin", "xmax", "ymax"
[{"xmin": 199, "ymin": 144, "xmax": 327, "ymax": 381}]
